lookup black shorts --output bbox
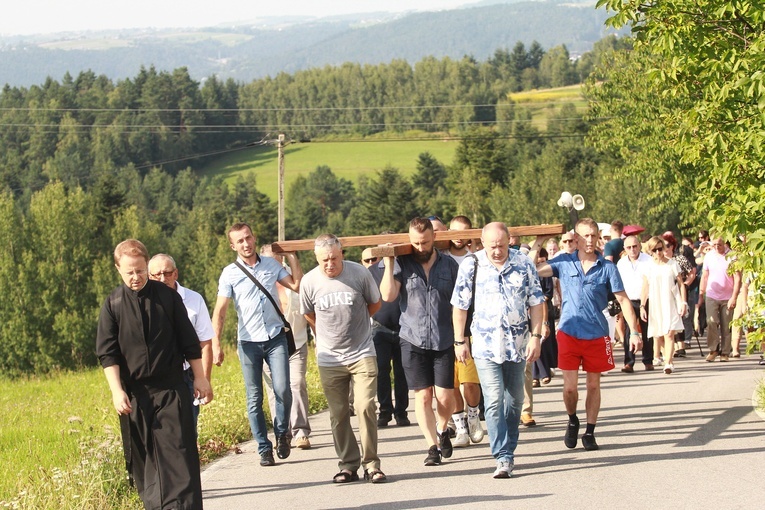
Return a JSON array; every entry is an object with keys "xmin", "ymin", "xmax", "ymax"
[{"xmin": 400, "ymin": 341, "xmax": 455, "ymax": 390}]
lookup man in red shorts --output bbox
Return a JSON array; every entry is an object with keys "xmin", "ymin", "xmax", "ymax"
[{"xmin": 534, "ymin": 218, "xmax": 641, "ymax": 450}]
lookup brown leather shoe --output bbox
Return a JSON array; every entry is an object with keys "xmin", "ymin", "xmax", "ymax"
[
  {"xmin": 520, "ymin": 413, "xmax": 536, "ymax": 427},
  {"xmin": 621, "ymin": 365, "xmax": 634, "ymax": 373},
  {"xmin": 644, "ymin": 364, "xmax": 655, "ymax": 371}
]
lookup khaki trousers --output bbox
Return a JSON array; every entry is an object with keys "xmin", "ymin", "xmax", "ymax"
[{"xmin": 319, "ymin": 356, "xmax": 380, "ymax": 472}]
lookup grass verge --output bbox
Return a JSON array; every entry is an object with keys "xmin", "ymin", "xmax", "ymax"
[{"xmin": 0, "ymin": 343, "xmax": 327, "ymax": 509}]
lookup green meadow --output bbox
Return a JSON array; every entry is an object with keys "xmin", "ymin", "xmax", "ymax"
[
  {"xmin": 0, "ymin": 344, "xmax": 327, "ymax": 509},
  {"xmin": 198, "ymin": 137, "xmax": 459, "ymax": 201},
  {"xmin": 197, "ymin": 86, "xmax": 586, "ymax": 199},
  {"xmin": 507, "ymin": 84, "xmax": 586, "ymax": 130}
]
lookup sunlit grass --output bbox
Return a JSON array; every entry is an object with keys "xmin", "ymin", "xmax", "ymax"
[
  {"xmin": 0, "ymin": 343, "xmax": 327, "ymax": 509},
  {"xmin": 198, "ymin": 135, "xmax": 458, "ymax": 200}
]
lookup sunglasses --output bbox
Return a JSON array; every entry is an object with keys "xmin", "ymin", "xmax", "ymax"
[
  {"xmin": 150, "ymin": 270, "xmax": 175, "ymax": 278},
  {"xmin": 561, "ymin": 239, "xmax": 574, "ymax": 244},
  {"xmin": 652, "ymin": 246, "xmax": 665, "ymax": 253},
  {"xmin": 363, "ymin": 257, "xmax": 379, "ymax": 264}
]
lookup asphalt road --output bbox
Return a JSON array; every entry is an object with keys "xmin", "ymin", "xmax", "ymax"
[{"xmin": 201, "ymin": 351, "xmax": 765, "ymax": 510}]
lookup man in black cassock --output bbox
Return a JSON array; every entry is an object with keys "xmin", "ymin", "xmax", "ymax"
[{"xmin": 97, "ymin": 239, "xmax": 213, "ymax": 510}]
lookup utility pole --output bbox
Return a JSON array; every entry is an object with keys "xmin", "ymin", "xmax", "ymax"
[{"xmin": 277, "ymin": 133, "xmax": 285, "ymax": 241}]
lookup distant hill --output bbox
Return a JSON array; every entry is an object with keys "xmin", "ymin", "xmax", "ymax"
[{"xmin": 0, "ymin": 1, "xmax": 625, "ymax": 87}]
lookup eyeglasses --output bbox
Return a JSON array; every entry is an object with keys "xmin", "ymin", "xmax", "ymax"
[
  {"xmin": 652, "ymin": 246, "xmax": 665, "ymax": 253},
  {"xmin": 363, "ymin": 257, "xmax": 379, "ymax": 264},
  {"xmin": 150, "ymin": 270, "xmax": 175, "ymax": 278},
  {"xmin": 561, "ymin": 239, "xmax": 574, "ymax": 244}
]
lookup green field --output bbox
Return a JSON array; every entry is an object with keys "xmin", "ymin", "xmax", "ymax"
[
  {"xmin": 199, "ymin": 138, "xmax": 459, "ymax": 201},
  {"xmin": 0, "ymin": 344, "xmax": 327, "ymax": 509},
  {"xmin": 507, "ymin": 84, "xmax": 587, "ymax": 130}
]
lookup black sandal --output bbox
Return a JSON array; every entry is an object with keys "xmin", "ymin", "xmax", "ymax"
[
  {"xmin": 332, "ymin": 470, "xmax": 359, "ymax": 483},
  {"xmin": 364, "ymin": 469, "xmax": 387, "ymax": 484}
]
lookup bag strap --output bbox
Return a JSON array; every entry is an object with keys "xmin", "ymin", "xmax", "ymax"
[
  {"xmin": 468, "ymin": 254, "xmax": 478, "ymax": 314},
  {"xmin": 234, "ymin": 259, "xmax": 291, "ymax": 331}
]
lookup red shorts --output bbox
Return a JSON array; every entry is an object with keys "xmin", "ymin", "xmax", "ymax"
[{"xmin": 557, "ymin": 330, "xmax": 615, "ymax": 373}]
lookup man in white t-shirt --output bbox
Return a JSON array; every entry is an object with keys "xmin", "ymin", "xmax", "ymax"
[
  {"xmin": 301, "ymin": 234, "xmax": 386, "ymax": 484},
  {"xmin": 615, "ymin": 237, "xmax": 654, "ymax": 372},
  {"xmin": 148, "ymin": 253, "xmax": 214, "ymax": 433}
]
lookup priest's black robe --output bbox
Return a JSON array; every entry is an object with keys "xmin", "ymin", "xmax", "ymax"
[{"xmin": 97, "ymin": 280, "xmax": 203, "ymax": 510}]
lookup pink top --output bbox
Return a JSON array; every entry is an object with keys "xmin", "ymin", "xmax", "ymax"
[{"xmin": 702, "ymin": 249, "xmax": 734, "ymax": 301}]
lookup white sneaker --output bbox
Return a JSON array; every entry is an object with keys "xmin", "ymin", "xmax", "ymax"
[
  {"xmin": 468, "ymin": 413, "xmax": 485, "ymax": 443},
  {"xmin": 493, "ymin": 459, "xmax": 513, "ymax": 479},
  {"xmin": 453, "ymin": 431, "xmax": 470, "ymax": 447},
  {"xmin": 664, "ymin": 363, "xmax": 674, "ymax": 374},
  {"xmin": 452, "ymin": 413, "xmax": 469, "ymax": 446}
]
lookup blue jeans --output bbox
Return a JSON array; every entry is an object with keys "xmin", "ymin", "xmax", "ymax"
[
  {"xmin": 237, "ymin": 332, "xmax": 292, "ymax": 454},
  {"xmin": 474, "ymin": 357, "xmax": 525, "ymax": 464}
]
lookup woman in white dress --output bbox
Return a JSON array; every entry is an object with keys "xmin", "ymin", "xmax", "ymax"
[{"xmin": 640, "ymin": 236, "xmax": 688, "ymax": 374}]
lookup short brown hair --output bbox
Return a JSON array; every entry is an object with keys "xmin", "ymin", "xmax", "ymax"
[
  {"xmin": 575, "ymin": 217, "xmax": 599, "ymax": 234},
  {"xmin": 450, "ymin": 215, "xmax": 472, "ymax": 229},
  {"xmin": 114, "ymin": 239, "xmax": 149, "ymax": 265},
  {"xmin": 228, "ymin": 222, "xmax": 253, "ymax": 243},
  {"xmin": 409, "ymin": 217, "xmax": 433, "ymax": 234}
]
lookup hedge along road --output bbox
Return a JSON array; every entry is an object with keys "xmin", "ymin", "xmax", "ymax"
[{"xmin": 201, "ymin": 352, "xmax": 765, "ymax": 509}]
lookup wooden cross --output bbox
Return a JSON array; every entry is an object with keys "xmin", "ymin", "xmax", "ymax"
[{"xmin": 270, "ymin": 224, "xmax": 566, "ymax": 256}]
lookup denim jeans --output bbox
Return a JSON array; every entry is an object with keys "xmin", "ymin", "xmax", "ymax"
[
  {"xmin": 237, "ymin": 332, "xmax": 292, "ymax": 454},
  {"xmin": 474, "ymin": 357, "xmax": 525, "ymax": 464}
]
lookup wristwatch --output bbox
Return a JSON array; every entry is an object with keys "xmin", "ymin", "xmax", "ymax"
[{"xmin": 454, "ymin": 340, "xmax": 466, "ymax": 346}]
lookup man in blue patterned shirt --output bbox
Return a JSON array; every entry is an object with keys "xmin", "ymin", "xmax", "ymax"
[{"xmin": 451, "ymin": 222, "xmax": 546, "ymax": 479}]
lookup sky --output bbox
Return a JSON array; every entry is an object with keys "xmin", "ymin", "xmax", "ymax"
[{"xmin": 1, "ymin": 1, "xmax": 473, "ymax": 36}]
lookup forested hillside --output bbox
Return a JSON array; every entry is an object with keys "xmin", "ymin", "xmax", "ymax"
[
  {"xmin": 0, "ymin": 1, "xmax": 626, "ymax": 87},
  {"xmin": 0, "ymin": 35, "xmax": 685, "ymax": 377}
]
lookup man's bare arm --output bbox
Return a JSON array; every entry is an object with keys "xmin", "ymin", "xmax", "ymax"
[
  {"xmin": 211, "ymin": 296, "xmax": 230, "ymax": 366},
  {"xmin": 279, "ymin": 252, "xmax": 303, "ymax": 292},
  {"xmin": 379, "ymin": 257, "xmax": 402, "ymax": 302}
]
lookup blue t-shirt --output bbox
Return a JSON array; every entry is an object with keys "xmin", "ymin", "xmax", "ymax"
[{"xmin": 547, "ymin": 251, "xmax": 624, "ymax": 340}]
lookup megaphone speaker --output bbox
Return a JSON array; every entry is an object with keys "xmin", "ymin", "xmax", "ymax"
[{"xmin": 572, "ymin": 194, "xmax": 586, "ymax": 211}]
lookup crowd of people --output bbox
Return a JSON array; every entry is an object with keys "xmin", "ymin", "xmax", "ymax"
[{"xmin": 95, "ymin": 217, "xmax": 755, "ymax": 508}]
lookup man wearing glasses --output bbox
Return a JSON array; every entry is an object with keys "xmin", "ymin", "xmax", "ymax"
[
  {"xmin": 149, "ymin": 254, "xmax": 214, "ymax": 434},
  {"xmin": 362, "ymin": 246, "xmax": 410, "ymax": 428},
  {"xmin": 97, "ymin": 239, "xmax": 211, "ymax": 509},
  {"xmin": 616, "ymin": 236, "xmax": 654, "ymax": 372},
  {"xmin": 534, "ymin": 218, "xmax": 641, "ymax": 451},
  {"xmin": 558, "ymin": 231, "xmax": 577, "ymax": 255}
]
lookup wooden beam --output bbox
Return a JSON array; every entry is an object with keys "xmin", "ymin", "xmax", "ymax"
[{"xmin": 270, "ymin": 224, "xmax": 565, "ymax": 253}]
